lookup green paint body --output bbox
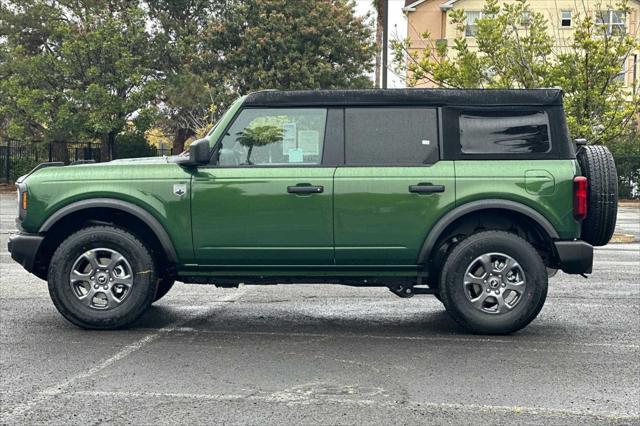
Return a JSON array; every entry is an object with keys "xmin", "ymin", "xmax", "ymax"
[{"xmin": 20, "ymin": 97, "xmax": 581, "ymax": 279}]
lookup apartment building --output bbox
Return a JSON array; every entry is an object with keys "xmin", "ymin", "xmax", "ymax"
[{"xmin": 403, "ymin": 0, "xmax": 639, "ymax": 87}]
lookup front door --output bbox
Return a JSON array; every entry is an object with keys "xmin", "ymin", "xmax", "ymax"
[
  {"xmin": 191, "ymin": 107, "xmax": 335, "ymax": 266},
  {"xmin": 334, "ymin": 107, "xmax": 456, "ymax": 266}
]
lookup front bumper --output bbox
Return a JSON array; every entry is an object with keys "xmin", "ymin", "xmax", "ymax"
[
  {"xmin": 7, "ymin": 233, "xmax": 44, "ymax": 274},
  {"xmin": 554, "ymin": 240, "xmax": 593, "ymax": 274}
]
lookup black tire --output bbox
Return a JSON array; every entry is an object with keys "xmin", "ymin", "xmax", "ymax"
[
  {"xmin": 577, "ymin": 145, "xmax": 618, "ymax": 246},
  {"xmin": 439, "ymin": 231, "xmax": 548, "ymax": 335},
  {"xmin": 153, "ymin": 275, "xmax": 176, "ymax": 303},
  {"xmin": 48, "ymin": 225, "xmax": 158, "ymax": 329}
]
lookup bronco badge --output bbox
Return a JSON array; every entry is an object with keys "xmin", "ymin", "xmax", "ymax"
[{"xmin": 173, "ymin": 183, "xmax": 187, "ymax": 197}]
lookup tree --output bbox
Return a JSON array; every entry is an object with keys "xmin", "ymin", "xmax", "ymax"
[
  {"xmin": 146, "ymin": 0, "xmax": 230, "ymax": 154},
  {"xmin": 0, "ymin": 1, "xmax": 159, "ymax": 160},
  {"xmin": 214, "ymin": 0, "xmax": 375, "ymax": 94},
  {"xmin": 373, "ymin": 0, "xmax": 385, "ymax": 88},
  {"xmin": 392, "ymin": 0, "xmax": 639, "ymax": 147},
  {"xmin": 236, "ymin": 125, "xmax": 283, "ymax": 164}
]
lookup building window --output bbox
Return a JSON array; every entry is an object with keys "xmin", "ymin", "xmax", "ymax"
[
  {"xmin": 560, "ymin": 10, "xmax": 572, "ymax": 27},
  {"xmin": 596, "ymin": 10, "xmax": 626, "ymax": 35},
  {"xmin": 614, "ymin": 59, "xmax": 627, "ymax": 83},
  {"xmin": 465, "ymin": 11, "xmax": 482, "ymax": 37}
]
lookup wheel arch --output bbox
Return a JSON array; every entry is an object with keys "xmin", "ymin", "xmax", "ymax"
[
  {"xmin": 35, "ymin": 199, "xmax": 178, "ymax": 279},
  {"xmin": 418, "ymin": 199, "xmax": 559, "ymax": 266}
]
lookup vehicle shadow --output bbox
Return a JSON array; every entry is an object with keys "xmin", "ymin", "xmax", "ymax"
[{"xmin": 132, "ymin": 303, "xmax": 467, "ymax": 337}]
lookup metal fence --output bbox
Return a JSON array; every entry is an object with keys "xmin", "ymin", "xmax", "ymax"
[
  {"xmin": 0, "ymin": 141, "xmax": 172, "ymax": 183},
  {"xmin": 0, "ymin": 141, "xmax": 102, "ymax": 183}
]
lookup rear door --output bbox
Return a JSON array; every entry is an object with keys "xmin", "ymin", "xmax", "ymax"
[
  {"xmin": 191, "ymin": 107, "xmax": 338, "ymax": 266},
  {"xmin": 333, "ymin": 107, "xmax": 456, "ymax": 266}
]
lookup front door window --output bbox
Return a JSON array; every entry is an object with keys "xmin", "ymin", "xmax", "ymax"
[{"xmin": 217, "ymin": 108, "xmax": 327, "ymax": 166}]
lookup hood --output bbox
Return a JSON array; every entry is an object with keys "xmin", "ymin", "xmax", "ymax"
[{"xmin": 108, "ymin": 156, "xmax": 172, "ymax": 165}]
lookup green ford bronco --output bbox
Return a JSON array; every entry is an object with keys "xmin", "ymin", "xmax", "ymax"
[{"xmin": 9, "ymin": 89, "xmax": 618, "ymax": 334}]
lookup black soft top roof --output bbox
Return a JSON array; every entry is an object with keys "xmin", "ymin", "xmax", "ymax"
[{"xmin": 243, "ymin": 88, "xmax": 563, "ymax": 107}]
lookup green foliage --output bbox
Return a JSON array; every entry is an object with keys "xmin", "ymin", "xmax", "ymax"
[
  {"xmin": 214, "ymin": 0, "xmax": 375, "ymax": 93},
  {"xmin": 113, "ymin": 132, "xmax": 156, "ymax": 159},
  {"xmin": 8, "ymin": 157, "xmax": 40, "ymax": 182},
  {"xmin": 1, "ymin": 0, "xmax": 375, "ymax": 158},
  {"xmin": 0, "ymin": 1, "xmax": 160, "ymax": 159},
  {"xmin": 392, "ymin": 0, "xmax": 640, "ymax": 150}
]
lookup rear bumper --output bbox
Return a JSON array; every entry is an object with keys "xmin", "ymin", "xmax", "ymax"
[
  {"xmin": 7, "ymin": 233, "xmax": 44, "ymax": 274},
  {"xmin": 554, "ymin": 240, "xmax": 593, "ymax": 274}
]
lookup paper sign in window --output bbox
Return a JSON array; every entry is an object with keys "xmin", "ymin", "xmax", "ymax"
[
  {"xmin": 288, "ymin": 148, "xmax": 304, "ymax": 163},
  {"xmin": 282, "ymin": 122, "xmax": 297, "ymax": 154},
  {"xmin": 298, "ymin": 130, "xmax": 320, "ymax": 155}
]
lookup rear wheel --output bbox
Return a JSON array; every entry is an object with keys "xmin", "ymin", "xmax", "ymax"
[
  {"xmin": 439, "ymin": 231, "xmax": 547, "ymax": 334},
  {"xmin": 577, "ymin": 145, "xmax": 618, "ymax": 246},
  {"xmin": 48, "ymin": 225, "xmax": 158, "ymax": 329}
]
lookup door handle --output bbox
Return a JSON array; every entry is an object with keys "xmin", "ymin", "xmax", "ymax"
[
  {"xmin": 287, "ymin": 184, "xmax": 324, "ymax": 194},
  {"xmin": 408, "ymin": 183, "xmax": 445, "ymax": 194}
]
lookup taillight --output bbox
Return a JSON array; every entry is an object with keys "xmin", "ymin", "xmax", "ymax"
[
  {"xmin": 573, "ymin": 176, "xmax": 587, "ymax": 220},
  {"xmin": 21, "ymin": 191, "xmax": 28, "ymax": 210}
]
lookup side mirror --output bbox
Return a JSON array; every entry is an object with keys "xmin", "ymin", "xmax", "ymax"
[{"xmin": 177, "ymin": 138, "xmax": 210, "ymax": 166}]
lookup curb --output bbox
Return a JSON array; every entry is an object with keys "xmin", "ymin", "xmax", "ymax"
[{"xmin": 610, "ymin": 233, "xmax": 637, "ymax": 244}]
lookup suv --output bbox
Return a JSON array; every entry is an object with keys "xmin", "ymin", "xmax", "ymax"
[{"xmin": 8, "ymin": 89, "xmax": 618, "ymax": 334}]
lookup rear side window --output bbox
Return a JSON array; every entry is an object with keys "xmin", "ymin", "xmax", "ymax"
[
  {"xmin": 345, "ymin": 108, "xmax": 439, "ymax": 165},
  {"xmin": 459, "ymin": 110, "xmax": 551, "ymax": 154}
]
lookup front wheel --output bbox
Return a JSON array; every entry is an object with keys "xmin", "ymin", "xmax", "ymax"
[
  {"xmin": 153, "ymin": 275, "xmax": 176, "ymax": 303},
  {"xmin": 439, "ymin": 231, "xmax": 547, "ymax": 334},
  {"xmin": 48, "ymin": 225, "xmax": 158, "ymax": 329}
]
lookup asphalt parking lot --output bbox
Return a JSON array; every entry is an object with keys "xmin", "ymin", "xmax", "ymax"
[{"xmin": 1, "ymin": 192, "xmax": 638, "ymax": 425}]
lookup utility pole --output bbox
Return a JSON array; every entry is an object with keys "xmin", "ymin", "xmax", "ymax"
[{"xmin": 382, "ymin": 0, "xmax": 388, "ymax": 89}]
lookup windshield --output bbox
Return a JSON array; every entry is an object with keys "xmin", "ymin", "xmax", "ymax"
[{"xmin": 178, "ymin": 96, "xmax": 246, "ymax": 155}]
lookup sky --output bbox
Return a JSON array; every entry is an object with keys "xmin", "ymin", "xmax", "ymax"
[{"xmin": 353, "ymin": 0, "xmax": 408, "ymax": 88}]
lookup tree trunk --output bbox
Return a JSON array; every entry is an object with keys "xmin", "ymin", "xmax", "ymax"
[
  {"xmin": 172, "ymin": 128, "xmax": 194, "ymax": 155},
  {"xmin": 101, "ymin": 131, "xmax": 116, "ymax": 162},
  {"xmin": 246, "ymin": 145, "xmax": 253, "ymax": 165},
  {"xmin": 50, "ymin": 141, "xmax": 70, "ymax": 163},
  {"xmin": 374, "ymin": 0, "xmax": 384, "ymax": 88}
]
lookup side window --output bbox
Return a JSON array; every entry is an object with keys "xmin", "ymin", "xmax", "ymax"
[
  {"xmin": 345, "ymin": 108, "xmax": 439, "ymax": 165},
  {"xmin": 217, "ymin": 108, "xmax": 326, "ymax": 166},
  {"xmin": 459, "ymin": 110, "xmax": 551, "ymax": 154}
]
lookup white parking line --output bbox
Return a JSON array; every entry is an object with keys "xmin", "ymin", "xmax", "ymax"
[
  {"xmin": 0, "ymin": 288, "xmax": 247, "ymax": 422},
  {"xmin": 160, "ymin": 328, "xmax": 640, "ymax": 350},
  {"xmin": 60, "ymin": 389, "xmax": 639, "ymax": 421}
]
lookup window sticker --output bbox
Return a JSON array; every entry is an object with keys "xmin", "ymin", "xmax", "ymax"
[
  {"xmin": 298, "ymin": 130, "xmax": 320, "ymax": 155},
  {"xmin": 288, "ymin": 148, "xmax": 304, "ymax": 163},
  {"xmin": 282, "ymin": 122, "xmax": 297, "ymax": 155}
]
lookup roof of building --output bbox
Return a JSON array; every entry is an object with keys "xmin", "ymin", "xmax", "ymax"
[
  {"xmin": 404, "ymin": 0, "xmax": 429, "ymax": 10},
  {"xmin": 407, "ymin": 0, "xmax": 639, "ymax": 12},
  {"xmin": 243, "ymin": 89, "xmax": 564, "ymax": 107}
]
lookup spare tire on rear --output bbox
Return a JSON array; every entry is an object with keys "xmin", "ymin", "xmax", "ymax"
[{"xmin": 576, "ymin": 145, "xmax": 618, "ymax": 246}]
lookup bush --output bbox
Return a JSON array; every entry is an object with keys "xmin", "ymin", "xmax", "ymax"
[
  {"xmin": 113, "ymin": 132, "xmax": 156, "ymax": 159},
  {"xmin": 9, "ymin": 157, "xmax": 40, "ymax": 182}
]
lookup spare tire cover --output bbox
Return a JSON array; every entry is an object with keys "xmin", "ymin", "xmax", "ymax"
[{"xmin": 576, "ymin": 145, "xmax": 618, "ymax": 246}]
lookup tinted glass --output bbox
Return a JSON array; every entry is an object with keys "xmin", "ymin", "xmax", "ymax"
[
  {"xmin": 459, "ymin": 110, "xmax": 550, "ymax": 154},
  {"xmin": 218, "ymin": 108, "xmax": 326, "ymax": 166},
  {"xmin": 345, "ymin": 108, "xmax": 439, "ymax": 165}
]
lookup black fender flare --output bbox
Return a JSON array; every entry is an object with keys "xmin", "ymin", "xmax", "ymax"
[
  {"xmin": 417, "ymin": 199, "xmax": 559, "ymax": 265},
  {"xmin": 39, "ymin": 198, "xmax": 178, "ymax": 263}
]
